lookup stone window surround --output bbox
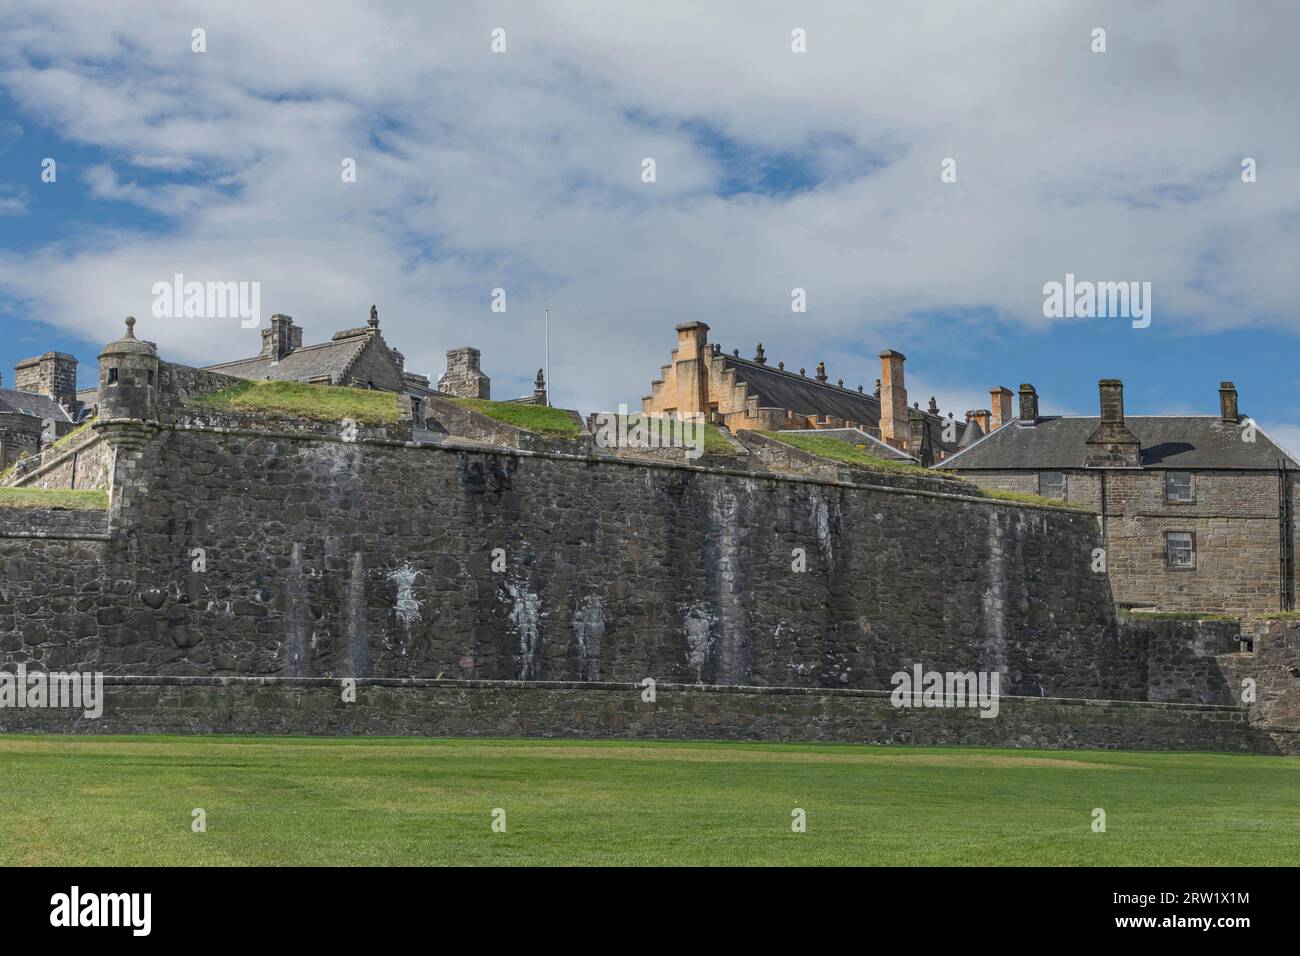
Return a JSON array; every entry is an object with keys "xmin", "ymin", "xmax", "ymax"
[{"xmin": 1164, "ymin": 529, "xmax": 1196, "ymax": 570}]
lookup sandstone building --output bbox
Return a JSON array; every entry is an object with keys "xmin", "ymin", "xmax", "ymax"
[
  {"xmin": 942, "ymin": 379, "xmax": 1299, "ymax": 617},
  {"xmin": 641, "ymin": 321, "xmax": 988, "ymax": 465}
]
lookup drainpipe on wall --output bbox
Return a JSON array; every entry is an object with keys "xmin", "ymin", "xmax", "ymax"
[{"xmin": 1279, "ymin": 459, "xmax": 1293, "ymax": 612}]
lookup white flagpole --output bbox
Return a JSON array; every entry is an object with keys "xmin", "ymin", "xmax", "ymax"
[{"xmin": 544, "ymin": 307, "xmax": 550, "ymax": 406}]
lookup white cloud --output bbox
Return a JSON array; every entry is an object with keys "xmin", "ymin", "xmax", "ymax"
[{"xmin": 0, "ymin": 1, "xmax": 1297, "ymax": 412}]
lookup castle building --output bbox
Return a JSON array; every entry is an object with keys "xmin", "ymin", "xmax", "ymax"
[
  {"xmin": 0, "ymin": 352, "xmax": 83, "ymax": 469},
  {"xmin": 641, "ymin": 321, "xmax": 980, "ymax": 465},
  {"xmin": 941, "ymin": 379, "xmax": 1300, "ymax": 617},
  {"xmin": 202, "ymin": 308, "xmax": 441, "ymax": 414}
]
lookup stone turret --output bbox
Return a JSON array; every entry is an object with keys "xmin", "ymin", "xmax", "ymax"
[{"xmin": 98, "ymin": 317, "xmax": 159, "ymax": 421}]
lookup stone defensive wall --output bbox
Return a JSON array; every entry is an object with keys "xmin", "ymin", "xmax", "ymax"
[
  {"xmin": 0, "ymin": 676, "xmax": 1286, "ymax": 754},
  {"xmin": 1, "ymin": 400, "xmax": 1296, "ymax": 753}
]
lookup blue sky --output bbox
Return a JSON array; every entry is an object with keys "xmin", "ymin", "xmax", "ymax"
[{"xmin": 1, "ymin": 1, "xmax": 1298, "ymax": 451}]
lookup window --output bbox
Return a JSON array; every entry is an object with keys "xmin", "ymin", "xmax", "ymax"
[
  {"xmin": 1165, "ymin": 531, "xmax": 1195, "ymax": 568},
  {"xmin": 1038, "ymin": 472, "xmax": 1066, "ymax": 499},
  {"xmin": 1165, "ymin": 472, "xmax": 1194, "ymax": 502},
  {"xmin": 147, "ymin": 370, "xmax": 154, "ymax": 386},
  {"xmin": 107, "ymin": 368, "xmax": 118, "ymax": 384}
]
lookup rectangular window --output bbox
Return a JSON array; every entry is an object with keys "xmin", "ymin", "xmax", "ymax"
[
  {"xmin": 107, "ymin": 368, "xmax": 118, "ymax": 384},
  {"xmin": 1038, "ymin": 471, "xmax": 1066, "ymax": 499},
  {"xmin": 1165, "ymin": 472, "xmax": 1194, "ymax": 502},
  {"xmin": 1165, "ymin": 531, "xmax": 1195, "ymax": 568}
]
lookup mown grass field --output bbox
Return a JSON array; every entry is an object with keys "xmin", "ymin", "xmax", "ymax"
[{"xmin": 1, "ymin": 736, "xmax": 1294, "ymax": 866}]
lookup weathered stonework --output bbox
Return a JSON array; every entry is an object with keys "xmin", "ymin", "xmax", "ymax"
[{"xmin": 0, "ymin": 676, "xmax": 1286, "ymax": 754}]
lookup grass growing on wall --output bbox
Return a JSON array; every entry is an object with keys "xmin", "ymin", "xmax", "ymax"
[
  {"xmin": 188, "ymin": 380, "xmax": 399, "ymax": 426},
  {"xmin": 759, "ymin": 431, "xmax": 937, "ymax": 477},
  {"xmin": 451, "ymin": 398, "xmax": 581, "ymax": 438},
  {"xmin": 47, "ymin": 419, "xmax": 95, "ymax": 454},
  {"xmin": 0, "ymin": 736, "xmax": 1295, "ymax": 866},
  {"xmin": 973, "ymin": 487, "xmax": 1096, "ymax": 512},
  {"xmin": 0, "ymin": 487, "xmax": 108, "ymax": 510},
  {"xmin": 1117, "ymin": 608, "xmax": 1239, "ymax": 622}
]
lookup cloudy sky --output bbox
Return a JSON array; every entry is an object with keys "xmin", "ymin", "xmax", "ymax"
[{"xmin": 1, "ymin": 1, "xmax": 1298, "ymax": 451}]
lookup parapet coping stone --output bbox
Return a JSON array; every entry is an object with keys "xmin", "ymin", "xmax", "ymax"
[
  {"xmin": 75, "ymin": 674, "xmax": 1247, "ymax": 713},
  {"xmin": 95, "ymin": 418, "xmax": 1099, "ymax": 517}
]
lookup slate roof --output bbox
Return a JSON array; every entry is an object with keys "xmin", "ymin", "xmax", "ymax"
[
  {"xmin": 941, "ymin": 416, "xmax": 1299, "ymax": 471},
  {"xmin": 0, "ymin": 387, "xmax": 73, "ymax": 422},
  {"xmin": 720, "ymin": 353, "xmax": 965, "ymax": 457},
  {"xmin": 206, "ymin": 334, "xmax": 370, "ymax": 384}
]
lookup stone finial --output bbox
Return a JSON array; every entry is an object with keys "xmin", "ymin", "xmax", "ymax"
[
  {"xmin": 754, "ymin": 342, "xmax": 767, "ymax": 365},
  {"xmin": 799, "ymin": 367, "xmax": 806, "ymax": 377},
  {"xmin": 733, "ymin": 348, "xmax": 739, "ymax": 357},
  {"xmin": 778, "ymin": 361, "xmax": 784, "ymax": 371},
  {"xmin": 837, "ymin": 378, "xmax": 843, "ymax": 388},
  {"xmin": 857, "ymin": 385, "xmax": 864, "ymax": 393},
  {"xmin": 815, "ymin": 361, "xmax": 827, "ymax": 383},
  {"xmin": 368, "ymin": 304, "xmax": 379, "ymax": 329},
  {"xmin": 874, "ymin": 378, "xmax": 881, "ymax": 396},
  {"xmin": 124, "ymin": 316, "xmax": 137, "ymax": 339},
  {"xmin": 928, "ymin": 396, "xmax": 939, "ymax": 415},
  {"xmin": 535, "ymin": 367, "xmax": 545, "ymax": 389},
  {"xmin": 913, "ymin": 401, "xmax": 920, "ymax": 409}
]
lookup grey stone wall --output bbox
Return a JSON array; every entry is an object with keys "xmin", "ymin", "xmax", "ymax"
[
  {"xmin": 0, "ymin": 422, "xmax": 1136, "ymax": 701},
  {"xmin": 0, "ymin": 676, "xmax": 1282, "ymax": 754}
]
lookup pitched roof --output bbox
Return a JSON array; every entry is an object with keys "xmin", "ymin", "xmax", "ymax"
[
  {"xmin": 720, "ymin": 353, "xmax": 965, "ymax": 456},
  {"xmin": 0, "ymin": 387, "xmax": 73, "ymax": 422},
  {"xmin": 941, "ymin": 416, "xmax": 1299, "ymax": 470},
  {"xmin": 206, "ymin": 334, "xmax": 370, "ymax": 384}
]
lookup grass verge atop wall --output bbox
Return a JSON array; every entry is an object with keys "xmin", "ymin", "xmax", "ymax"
[
  {"xmin": 975, "ymin": 487, "xmax": 1096, "ymax": 512},
  {"xmin": 0, "ymin": 487, "xmax": 108, "ymax": 510},
  {"xmin": 187, "ymin": 380, "xmax": 399, "ymax": 426},
  {"xmin": 760, "ymin": 431, "xmax": 951, "ymax": 478},
  {"xmin": 1, "ymin": 735, "xmax": 1294, "ymax": 865},
  {"xmin": 452, "ymin": 398, "xmax": 581, "ymax": 438},
  {"xmin": 1117, "ymin": 608, "xmax": 1238, "ymax": 622}
]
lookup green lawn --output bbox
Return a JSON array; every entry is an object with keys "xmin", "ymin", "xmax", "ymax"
[
  {"xmin": 451, "ymin": 398, "xmax": 581, "ymax": 438},
  {"xmin": 187, "ymin": 380, "xmax": 399, "ymax": 426},
  {"xmin": 1, "ymin": 736, "xmax": 1294, "ymax": 866},
  {"xmin": 0, "ymin": 487, "xmax": 108, "ymax": 510}
]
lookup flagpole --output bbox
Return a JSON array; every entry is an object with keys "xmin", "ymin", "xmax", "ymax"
[{"xmin": 544, "ymin": 307, "xmax": 550, "ymax": 406}]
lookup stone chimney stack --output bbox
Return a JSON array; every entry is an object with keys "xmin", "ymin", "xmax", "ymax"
[
  {"xmin": 1219, "ymin": 381, "xmax": 1239, "ymax": 423},
  {"xmin": 14, "ymin": 351, "xmax": 79, "ymax": 410},
  {"xmin": 1018, "ymin": 384, "xmax": 1039, "ymax": 426},
  {"xmin": 878, "ymin": 349, "xmax": 909, "ymax": 449},
  {"xmin": 1085, "ymin": 379, "xmax": 1141, "ymax": 468},
  {"xmin": 989, "ymin": 386, "xmax": 1013, "ymax": 430},
  {"xmin": 437, "ymin": 347, "xmax": 491, "ymax": 399},
  {"xmin": 671, "ymin": 321, "xmax": 710, "ymax": 416},
  {"xmin": 971, "ymin": 409, "xmax": 992, "ymax": 434},
  {"xmin": 260, "ymin": 314, "xmax": 300, "ymax": 362}
]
